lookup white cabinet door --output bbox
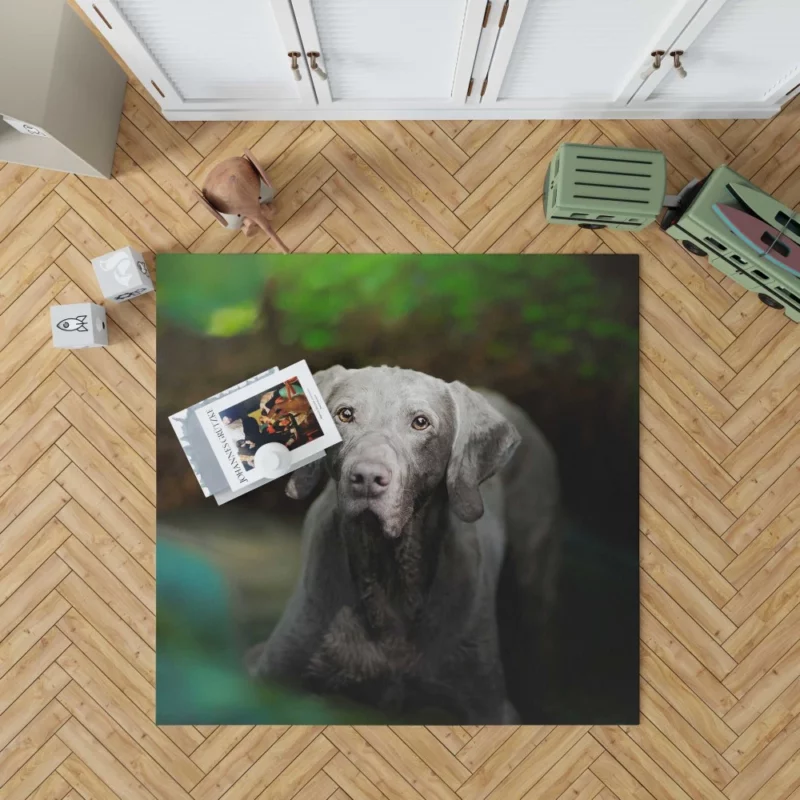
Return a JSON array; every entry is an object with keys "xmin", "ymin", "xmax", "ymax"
[
  {"xmin": 289, "ymin": 0, "xmax": 486, "ymax": 109},
  {"xmin": 632, "ymin": 0, "xmax": 800, "ymax": 109},
  {"xmin": 480, "ymin": 0, "xmax": 707, "ymax": 109},
  {"xmin": 76, "ymin": 0, "xmax": 316, "ymax": 112}
]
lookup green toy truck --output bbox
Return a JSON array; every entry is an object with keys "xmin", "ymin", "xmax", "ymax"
[
  {"xmin": 544, "ymin": 143, "xmax": 800, "ymax": 322},
  {"xmin": 543, "ymin": 144, "xmax": 667, "ymax": 232},
  {"xmin": 660, "ymin": 165, "xmax": 800, "ymax": 322}
]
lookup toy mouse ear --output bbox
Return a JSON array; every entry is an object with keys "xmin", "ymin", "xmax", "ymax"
[
  {"xmin": 243, "ymin": 149, "xmax": 273, "ymax": 191},
  {"xmin": 194, "ymin": 190, "xmax": 228, "ymax": 227}
]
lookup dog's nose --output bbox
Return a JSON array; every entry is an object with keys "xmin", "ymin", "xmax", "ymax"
[{"xmin": 348, "ymin": 462, "xmax": 392, "ymax": 496}]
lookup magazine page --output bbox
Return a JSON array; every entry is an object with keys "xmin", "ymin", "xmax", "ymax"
[
  {"xmin": 169, "ymin": 367, "xmax": 279, "ymax": 496},
  {"xmin": 213, "ymin": 451, "xmax": 326, "ymax": 505},
  {"xmin": 194, "ymin": 360, "xmax": 341, "ymax": 492}
]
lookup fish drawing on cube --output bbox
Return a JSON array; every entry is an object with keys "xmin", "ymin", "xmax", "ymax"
[
  {"xmin": 51, "ymin": 303, "xmax": 108, "ymax": 349},
  {"xmin": 92, "ymin": 246, "xmax": 154, "ymax": 302}
]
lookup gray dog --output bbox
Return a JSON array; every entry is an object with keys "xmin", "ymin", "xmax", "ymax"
[{"xmin": 247, "ymin": 365, "xmax": 560, "ymax": 723}]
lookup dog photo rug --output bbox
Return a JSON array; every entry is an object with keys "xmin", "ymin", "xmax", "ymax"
[{"xmin": 156, "ymin": 253, "xmax": 639, "ymax": 725}]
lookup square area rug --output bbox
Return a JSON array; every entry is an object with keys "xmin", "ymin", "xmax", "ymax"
[{"xmin": 156, "ymin": 253, "xmax": 639, "ymax": 725}]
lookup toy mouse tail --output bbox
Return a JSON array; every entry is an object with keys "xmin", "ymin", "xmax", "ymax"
[{"xmin": 254, "ymin": 215, "xmax": 290, "ymax": 254}]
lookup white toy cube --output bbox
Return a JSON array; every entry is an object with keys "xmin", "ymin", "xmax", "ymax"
[
  {"xmin": 92, "ymin": 246, "xmax": 154, "ymax": 302},
  {"xmin": 51, "ymin": 303, "xmax": 108, "ymax": 349}
]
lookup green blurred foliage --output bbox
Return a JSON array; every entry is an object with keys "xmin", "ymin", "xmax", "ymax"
[{"xmin": 157, "ymin": 253, "xmax": 637, "ymax": 379}]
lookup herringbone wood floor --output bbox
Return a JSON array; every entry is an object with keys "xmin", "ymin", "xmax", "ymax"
[{"xmin": 2, "ymin": 63, "xmax": 800, "ymax": 799}]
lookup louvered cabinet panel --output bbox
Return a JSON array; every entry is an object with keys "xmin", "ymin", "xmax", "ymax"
[
  {"xmin": 648, "ymin": 0, "xmax": 800, "ymax": 103},
  {"xmin": 76, "ymin": 0, "xmax": 313, "ymax": 109},
  {"xmin": 494, "ymin": 0, "xmax": 693, "ymax": 102},
  {"xmin": 291, "ymin": 0, "xmax": 485, "ymax": 106},
  {"xmin": 117, "ymin": 0, "xmax": 297, "ymax": 100}
]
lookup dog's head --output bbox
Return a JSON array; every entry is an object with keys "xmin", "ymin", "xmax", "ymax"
[{"xmin": 286, "ymin": 366, "xmax": 520, "ymax": 538}]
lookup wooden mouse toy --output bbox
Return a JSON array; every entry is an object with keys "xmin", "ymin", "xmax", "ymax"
[{"xmin": 195, "ymin": 149, "xmax": 289, "ymax": 253}]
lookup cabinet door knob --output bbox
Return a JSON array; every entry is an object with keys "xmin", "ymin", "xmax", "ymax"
[
  {"xmin": 288, "ymin": 52, "xmax": 302, "ymax": 81},
  {"xmin": 307, "ymin": 52, "xmax": 328, "ymax": 81},
  {"xmin": 670, "ymin": 50, "xmax": 687, "ymax": 79},
  {"xmin": 640, "ymin": 50, "xmax": 665, "ymax": 81}
]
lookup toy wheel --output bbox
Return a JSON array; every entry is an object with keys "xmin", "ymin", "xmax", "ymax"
[
  {"xmin": 758, "ymin": 293, "xmax": 784, "ymax": 310},
  {"xmin": 579, "ymin": 223, "xmax": 606, "ymax": 230},
  {"xmin": 682, "ymin": 240, "xmax": 707, "ymax": 257}
]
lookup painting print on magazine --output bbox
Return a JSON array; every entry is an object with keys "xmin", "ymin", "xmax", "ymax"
[{"xmin": 195, "ymin": 360, "xmax": 341, "ymax": 492}]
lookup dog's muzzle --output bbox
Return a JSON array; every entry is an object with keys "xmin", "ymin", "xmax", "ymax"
[
  {"xmin": 338, "ymin": 436, "xmax": 407, "ymax": 536},
  {"xmin": 347, "ymin": 460, "xmax": 392, "ymax": 499}
]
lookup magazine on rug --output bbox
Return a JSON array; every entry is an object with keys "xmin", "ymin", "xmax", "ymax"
[{"xmin": 170, "ymin": 360, "xmax": 340, "ymax": 501}]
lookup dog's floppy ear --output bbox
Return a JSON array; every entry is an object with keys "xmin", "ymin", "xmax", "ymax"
[
  {"xmin": 285, "ymin": 365, "xmax": 347, "ymax": 500},
  {"xmin": 446, "ymin": 381, "xmax": 521, "ymax": 522}
]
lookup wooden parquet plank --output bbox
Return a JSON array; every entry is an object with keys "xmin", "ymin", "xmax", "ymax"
[
  {"xmin": 0, "ymin": 163, "xmax": 37, "ymax": 207},
  {"xmin": 56, "ymin": 717, "xmax": 158, "ymax": 800},
  {"xmin": 640, "ymin": 501, "xmax": 735, "ymax": 608},
  {"xmin": 0, "ymin": 696, "xmax": 71, "ymax": 788},
  {"xmin": 0, "ymin": 170, "xmax": 65, "ymax": 243},
  {"xmin": 0, "ymin": 266, "xmax": 70, "ymax": 353},
  {"xmin": 400, "ymin": 121, "xmax": 469, "ymax": 175},
  {"xmin": 218, "ymin": 727, "xmax": 325, "ymax": 800},
  {"xmin": 321, "ymin": 174, "xmax": 415, "ymax": 253},
  {"xmin": 55, "ymin": 534, "xmax": 154, "ymax": 643},
  {"xmin": 0, "ymin": 193, "xmax": 69, "ymax": 278},
  {"xmin": 638, "ymin": 681, "xmax": 737, "ymax": 790},
  {"xmin": 429, "ymin": 727, "xmax": 472, "ymax": 755},
  {"xmin": 188, "ymin": 122, "xmax": 239, "ymax": 157},
  {"xmin": 724, "ymin": 641, "xmax": 800, "ymax": 734},
  {"xmin": 263, "ymin": 122, "xmax": 336, "ymax": 191},
  {"xmin": 724, "ymin": 527, "xmax": 799, "ymax": 617},
  {"xmin": 323, "ymin": 209, "xmax": 381, "ymax": 254},
  {"xmin": 0, "ymin": 228, "xmax": 68, "ymax": 317},
  {"xmin": 641, "ymin": 536, "xmax": 736, "ymax": 644},
  {"xmin": 330, "ymin": 122, "xmax": 468, "ymax": 245},
  {"xmin": 456, "ymin": 728, "xmax": 552, "ymax": 800},
  {"xmin": 322, "ymin": 138, "xmax": 452, "ymax": 253},
  {"xmin": 259, "ymin": 734, "xmax": 338, "ymax": 799},
  {"xmin": 1, "ymin": 63, "xmax": 799, "ymax": 800},
  {"xmin": 189, "ymin": 726, "xmax": 253, "ymax": 772},
  {"xmin": 57, "ymin": 682, "xmax": 194, "ymax": 800},
  {"xmin": 116, "ymin": 116, "xmax": 200, "ymax": 212},
  {"xmin": 454, "ymin": 119, "xmax": 576, "ymax": 230},
  {"xmin": 0, "ymin": 627, "xmax": 71, "ymax": 718},
  {"xmin": 57, "ymin": 573, "xmax": 154, "ymax": 684},
  {"xmin": 0, "ymin": 734, "xmax": 71, "ymax": 800},
  {"xmin": 640, "ymin": 319, "xmax": 736, "ymax": 425},
  {"xmin": 323, "ymin": 752, "xmax": 388, "ymax": 800},
  {"xmin": 453, "ymin": 121, "xmax": 538, "ymax": 192},
  {"xmin": 639, "ymin": 357, "xmax": 735, "ymax": 463},
  {"xmin": 363, "ymin": 121, "xmax": 469, "ymax": 210},
  {"xmin": 111, "ymin": 148, "xmax": 203, "ymax": 248},
  {"xmin": 389, "ymin": 727, "xmax": 471, "ymax": 790},
  {"xmin": 0, "ymin": 590, "xmax": 69, "ymax": 682},
  {"xmin": 189, "ymin": 726, "xmax": 289, "ymax": 800},
  {"xmin": 354, "ymin": 727, "xmax": 459, "ymax": 800},
  {"xmin": 481, "ymin": 728, "xmax": 591, "ymax": 800},
  {"xmin": 55, "ymin": 175, "xmax": 147, "ymax": 254},
  {"xmin": 665, "ymin": 120, "xmax": 735, "ymax": 171},
  {"xmin": 642, "ymin": 573, "xmax": 737, "ymax": 682},
  {"xmin": 122, "ymin": 85, "xmax": 202, "ymax": 176}
]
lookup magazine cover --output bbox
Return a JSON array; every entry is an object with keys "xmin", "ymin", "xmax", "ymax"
[
  {"xmin": 194, "ymin": 360, "xmax": 341, "ymax": 492},
  {"xmin": 168, "ymin": 367, "xmax": 279, "ymax": 498}
]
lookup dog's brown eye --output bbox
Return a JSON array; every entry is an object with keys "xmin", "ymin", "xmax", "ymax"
[
  {"xmin": 337, "ymin": 407, "xmax": 354, "ymax": 423},
  {"xmin": 411, "ymin": 415, "xmax": 430, "ymax": 431}
]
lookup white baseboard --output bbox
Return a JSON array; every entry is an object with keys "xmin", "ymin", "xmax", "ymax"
[{"xmin": 163, "ymin": 104, "xmax": 781, "ymax": 122}]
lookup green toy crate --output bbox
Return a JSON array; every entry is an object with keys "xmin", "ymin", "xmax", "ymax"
[
  {"xmin": 544, "ymin": 143, "xmax": 667, "ymax": 231},
  {"xmin": 661, "ymin": 165, "xmax": 800, "ymax": 322}
]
